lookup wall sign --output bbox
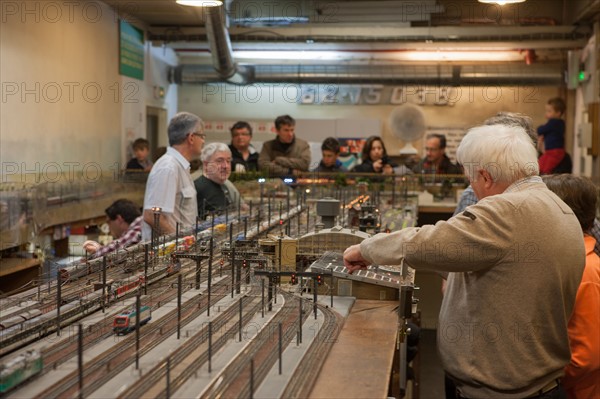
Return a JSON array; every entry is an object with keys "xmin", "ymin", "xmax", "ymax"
[
  {"xmin": 119, "ymin": 20, "xmax": 144, "ymax": 81},
  {"xmin": 298, "ymin": 84, "xmax": 459, "ymax": 106}
]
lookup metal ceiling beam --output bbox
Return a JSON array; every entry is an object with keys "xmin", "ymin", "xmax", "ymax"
[
  {"xmin": 568, "ymin": 0, "xmax": 600, "ymax": 24},
  {"xmin": 148, "ymin": 24, "xmax": 580, "ymax": 40},
  {"xmin": 170, "ymin": 63, "xmax": 563, "ymax": 85}
]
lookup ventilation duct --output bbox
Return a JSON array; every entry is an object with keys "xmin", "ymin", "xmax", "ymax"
[
  {"xmin": 170, "ymin": 63, "xmax": 562, "ymax": 85},
  {"xmin": 196, "ymin": 2, "xmax": 563, "ymax": 86},
  {"xmin": 204, "ymin": 5, "xmax": 250, "ymax": 84}
]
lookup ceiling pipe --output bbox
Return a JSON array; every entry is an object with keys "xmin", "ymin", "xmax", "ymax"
[
  {"xmin": 204, "ymin": 4, "xmax": 251, "ymax": 84},
  {"xmin": 169, "ymin": 63, "xmax": 563, "ymax": 85}
]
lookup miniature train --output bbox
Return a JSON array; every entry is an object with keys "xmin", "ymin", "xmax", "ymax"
[
  {"xmin": 112, "ymin": 305, "xmax": 152, "ymax": 335},
  {"xmin": 1, "ymin": 207, "xmax": 303, "ymax": 356},
  {"xmin": 0, "ymin": 273, "xmax": 150, "ymax": 355},
  {"xmin": 0, "ymin": 309, "xmax": 43, "ymax": 331},
  {"xmin": 0, "ymin": 350, "xmax": 42, "ymax": 393}
]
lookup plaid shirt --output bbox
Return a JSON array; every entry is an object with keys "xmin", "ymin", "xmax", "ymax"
[
  {"xmin": 591, "ymin": 218, "xmax": 600, "ymax": 256},
  {"xmin": 454, "ymin": 185, "xmax": 479, "ymax": 216},
  {"xmin": 92, "ymin": 216, "xmax": 143, "ymax": 259}
]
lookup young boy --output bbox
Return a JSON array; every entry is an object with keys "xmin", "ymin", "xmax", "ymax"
[
  {"xmin": 537, "ymin": 97, "xmax": 566, "ymax": 174},
  {"xmin": 312, "ymin": 137, "xmax": 346, "ymax": 172},
  {"xmin": 126, "ymin": 138, "xmax": 153, "ymax": 171}
]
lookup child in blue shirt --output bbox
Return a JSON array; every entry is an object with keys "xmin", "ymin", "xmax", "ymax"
[
  {"xmin": 313, "ymin": 137, "xmax": 346, "ymax": 173},
  {"xmin": 537, "ymin": 97, "xmax": 566, "ymax": 174}
]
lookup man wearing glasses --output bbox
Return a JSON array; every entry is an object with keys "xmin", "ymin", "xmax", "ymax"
[
  {"xmin": 413, "ymin": 133, "xmax": 462, "ymax": 175},
  {"xmin": 229, "ymin": 121, "xmax": 259, "ymax": 172},
  {"xmin": 142, "ymin": 112, "xmax": 205, "ymax": 240},
  {"xmin": 194, "ymin": 142, "xmax": 243, "ymax": 219}
]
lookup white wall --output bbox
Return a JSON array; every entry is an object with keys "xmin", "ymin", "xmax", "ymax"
[
  {"xmin": 142, "ymin": 45, "xmax": 179, "ymax": 150},
  {"xmin": 0, "ymin": 0, "xmax": 583, "ymax": 178},
  {"xmin": 1, "ymin": 1, "xmax": 121, "ymax": 179},
  {"xmin": 0, "ymin": 1, "xmax": 178, "ymax": 181}
]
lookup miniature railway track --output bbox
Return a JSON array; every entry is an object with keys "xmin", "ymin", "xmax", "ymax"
[
  {"xmin": 201, "ymin": 291, "xmax": 311, "ymax": 399},
  {"xmin": 1, "ymin": 204, "xmax": 308, "ymax": 397},
  {"xmin": 0, "ymin": 254, "xmax": 198, "ymax": 357},
  {"xmin": 40, "ymin": 259, "xmax": 221, "ymax": 368},
  {"xmin": 34, "ymin": 279, "xmax": 233, "ymax": 399},
  {"xmin": 117, "ymin": 289, "xmax": 263, "ymax": 398},
  {"xmin": 0, "ymin": 285, "xmax": 44, "ymax": 312},
  {"xmin": 280, "ymin": 303, "xmax": 343, "ymax": 398}
]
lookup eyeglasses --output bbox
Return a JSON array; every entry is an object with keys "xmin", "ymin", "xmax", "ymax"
[
  {"xmin": 232, "ymin": 132, "xmax": 251, "ymax": 137},
  {"xmin": 191, "ymin": 131, "xmax": 206, "ymax": 140},
  {"xmin": 210, "ymin": 157, "xmax": 232, "ymax": 165}
]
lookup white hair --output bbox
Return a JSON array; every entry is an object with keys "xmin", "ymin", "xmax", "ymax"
[
  {"xmin": 456, "ymin": 124, "xmax": 539, "ymax": 183},
  {"xmin": 200, "ymin": 142, "xmax": 231, "ymax": 163}
]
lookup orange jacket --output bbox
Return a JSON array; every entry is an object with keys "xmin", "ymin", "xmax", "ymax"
[{"xmin": 564, "ymin": 235, "xmax": 600, "ymax": 399}]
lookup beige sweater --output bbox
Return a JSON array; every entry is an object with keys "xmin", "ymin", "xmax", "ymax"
[{"xmin": 360, "ymin": 177, "xmax": 585, "ymax": 398}]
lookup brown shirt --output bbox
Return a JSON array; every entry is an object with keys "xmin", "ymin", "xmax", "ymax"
[{"xmin": 258, "ymin": 137, "xmax": 311, "ymax": 177}]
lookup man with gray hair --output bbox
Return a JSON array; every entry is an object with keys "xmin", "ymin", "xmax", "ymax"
[
  {"xmin": 344, "ymin": 124, "xmax": 585, "ymax": 398},
  {"xmin": 194, "ymin": 142, "xmax": 242, "ymax": 219},
  {"xmin": 142, "ymin": 112, "xmax": 205, "ymax": 240}
]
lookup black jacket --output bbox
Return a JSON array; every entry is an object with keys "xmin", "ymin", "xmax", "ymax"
[{"xmin": 229, "ymin": 144, "xmax": 259, "ymax": 172}]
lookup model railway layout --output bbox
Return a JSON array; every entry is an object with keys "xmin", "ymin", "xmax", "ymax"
[{"xmin": 1, "ymin": 191, "xmax": 418, "ymax": 398}]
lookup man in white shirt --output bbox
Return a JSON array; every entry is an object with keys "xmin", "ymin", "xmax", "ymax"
[{"xmin": 142, "ymin": 112, "xmax": 205, "ymax": 240}]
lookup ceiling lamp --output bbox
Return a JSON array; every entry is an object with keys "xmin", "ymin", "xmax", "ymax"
[
  {"xmin": 231, "ymin": 50, "xmax": 522, "ymax": 62},
  {"xmin": 478, "ymin": 0, "xmax": 526, "ymax": 4},
  {"xmin": 176, "ymin": 0, "xmax": 223, "ymax": 6}
]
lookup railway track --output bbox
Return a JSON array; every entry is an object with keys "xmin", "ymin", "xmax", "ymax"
[
  {"xmin": 2, "ymin": 204, "xmax": 309, "ymax": 397},
  {"xmin": 1, "ymin": 203, "xmax": 301, "ymax": 318},
  {"xmin": 117, "ymin": 288, "xmax": 263, "ymax": 398},
  {"xmin": 40, "ymin": 258, "xmax": 221, "ymax": 368},
  {"xmin": 280, "ymin": 303, "xmax": 343, "ymax": 398},
  {"xmin": 201, "ymin": 290, "xmax": 311, "ymax": 399},
  {"xmin": 0, "ymin": 284, "xmax": 45, "ymax": 312},
  {"xmin": 34, "ymin": 279, "xmax": 234, "ymax": 398},
  {"xmin": 0, "ymin": 253, "xmax": 199, "ymax": 356}
]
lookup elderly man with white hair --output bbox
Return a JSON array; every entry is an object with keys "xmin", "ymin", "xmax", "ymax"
[
  {"xmin": 194, "ymin": 142, "xmax": 242, "ymax": 219},
  {"xmin": 343, "ymin": 124, "xmax": 585, "ymax": 399}
]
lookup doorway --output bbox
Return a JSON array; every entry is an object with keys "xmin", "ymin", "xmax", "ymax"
[{"xmin": 146, "ymin": 106, "xmax": 167, "ymax": 162}]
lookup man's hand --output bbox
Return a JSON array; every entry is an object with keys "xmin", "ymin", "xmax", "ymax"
[
  {"xmin": 343, "ymin": 244, "xmax": 371, "ymax": 274},
  {"xmin": 83, "ymin": 240, "xmax": 101, "ymax": 254}
]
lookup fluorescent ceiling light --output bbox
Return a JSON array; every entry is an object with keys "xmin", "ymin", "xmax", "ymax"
[
  {"xmin": 234, "ymin": 51, "xmax": 342, "ymax": 61},
  {"xmin": 403, "ymin": 51, "xmax": 520, "ymax": 62},
  {"xmin": 232, "ymin": 50, "xmax": 522, "ymax": 62},
  {"xmin": 478, "ymin": 0, "xmax": 526, "ymax": 4},
  {"xmin": 176, "ymin": 0, "xmax": 222, "ymax": 6}
]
